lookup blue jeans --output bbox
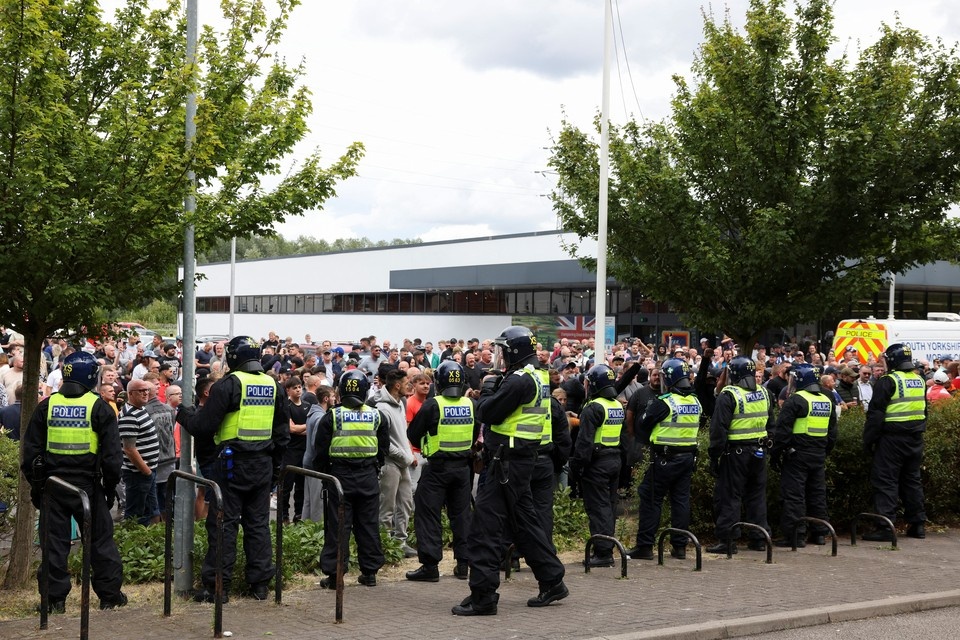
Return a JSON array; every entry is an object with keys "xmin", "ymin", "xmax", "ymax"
[{"xmin": 122, "ymin": 468, "xmax": 159, "ymax": 525}]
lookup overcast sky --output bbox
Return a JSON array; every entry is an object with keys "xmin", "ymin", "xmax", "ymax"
[{"xmin": 109, "ymin": 1, "xmax": 960, "ymax": 243}]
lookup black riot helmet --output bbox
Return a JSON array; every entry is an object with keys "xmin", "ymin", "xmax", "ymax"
[
  {"xmin": 338, "ymin": 369, "xmax": 370, "ymax": 409},
  {"xmin": 883, "ymin": 343, "xmax": 915, "ymax": 372},
  {"xmin": 492, "ymin": 326, "xmax": 537, "ymax": 370},
  {"xmin": 226, "ymin": 336, "xmax": 263, "ymax": 372},
  {"xmin": 62, "ymin": 352, "xmax": 100, "ymax": 390},
  {"xmin": 435, "ymin": 360, "xmax": 466, "ymax": 398},
  {"xmin": 729, "ymin": 356, "xmax": 757, "ymax": 391},
  {"xmin": 586, "ymin": 364, "xmax": 618, "ymax": 399}
]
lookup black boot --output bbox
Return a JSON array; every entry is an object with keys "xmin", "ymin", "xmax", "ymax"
[
  {"xmin": 907, "ymin": 523, "xmax": 926, "ymax": 539},
  {"xmin": 527, "ymin": 581, "xmax": 569, "ymax": 607},
  {"xmin": 862, "ymin": 526, "xmax": 895, "ymax": 542},
  {"xmin": 453, "ymin": 560, "xmax": 469, "ymax": 579},
  {"xmin": 405, "ymin": 565, "xmax": 440, "ymax": 582},
  {"xmin": 452, "ymin": 593, "xmax": 499, "ymax": 616},
  {"xmin": 626, "ymin": 545, "xmax": 653, "ymax": 560},
  {"xmin": 705, "ymin": 541, "xmax": 737, "ymax": 555}
]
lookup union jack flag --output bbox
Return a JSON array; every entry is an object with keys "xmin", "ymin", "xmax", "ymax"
[{"xmin": 556, "ymin": 315, "xmax": 596, "ymax": 341}]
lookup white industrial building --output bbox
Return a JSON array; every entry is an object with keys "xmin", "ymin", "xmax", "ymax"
[{"xmin": 181, "ymin": 230, "xmax": 960, "ymax": 348}]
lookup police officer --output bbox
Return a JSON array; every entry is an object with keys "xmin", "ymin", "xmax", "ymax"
[
  {"xmin": 628, "ymin": 358, "xmax": 701, "ymax": 561},
  {"xmin": 22, "ymin": 352, "xmax": 127, "ymax": 612},
  {"xmin": 570, "ymin": 364, "xmax": 624, "ymax": 567},
  {"xmin": 311, "ymin": 369, "xmax": 389, "ymax": 587},
  {"xmin": 405, "ymin": 361, "xmax": 479, "ymax": 582},
  {"xmin": 769, "ymin": 364, "xmax": 837, "ymax": 547},
  {"xmin": 180, "ymin": 336, "xmax": 289, "ymax": 602},
  {"xmin": 452, "ymin": 326, "xmax": 568, "ymax": 616},
  {"xmin": 862, "ymin": 344, "xmax": 927, "ymax": 541},
  {"xmin": 706, "ymin": 356, "xmax": 774, "ymax": 554}
]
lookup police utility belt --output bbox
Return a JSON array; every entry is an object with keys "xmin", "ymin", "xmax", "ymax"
[
  {"xmin": 651, "ymin": 444, "xmax": 697, "ymax": 458},
  {"xmin": 725, "ymin": 437, "xmax": 772, "ymax": 454}
]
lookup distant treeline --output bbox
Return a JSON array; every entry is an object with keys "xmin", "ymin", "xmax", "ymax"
[{"xmin": 198, "ymin": 234, "xmax": 422, "ymax": 264}]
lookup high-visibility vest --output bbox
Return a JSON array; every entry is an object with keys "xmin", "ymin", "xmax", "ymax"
[
  {"xmin": 586, "ymin": 397, "xmax": 624, "ymax": 447},
  {"xmin": 491, "ymin": 364, "xmax": 547, "ymax": 441},
  {"xmin": 721, "ymin": 386, "xmax": 770, "ymax": 441},
  {"xmin": 650, "ymin": 393, "xmax": 700, "ymax": 447},
  {"xmin": 423, "ymin": 396, "xmax": 474, "ymax": 456},
  {"xmin": 46, "ymin": 393, "xmax": 99, "ymax": 455},
  {"xmin": 330, "ymin": 403, "xmax": 381, "ymax": 458},
  {"xmin": 883, "ymin": 371, "xmax": 926, "ymax": 424},
  {"xmin": 792, "ymin": 390, "xmax": 831, "ymax": 437},
  {"xmin": 536, "ymin": 368, "xmax": 553, "ymax": 445},
  {"xmin": 216, "ymin": 371, "xmax": 277, "ymax": 445}
]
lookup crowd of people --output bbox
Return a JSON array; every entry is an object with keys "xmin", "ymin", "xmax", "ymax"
[{"xmin": 7, "ymin": 322, "xmax": 955, "ymax": 617}]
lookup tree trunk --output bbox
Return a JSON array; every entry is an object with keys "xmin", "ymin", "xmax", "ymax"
[{"xmin": 3, "ymin": 329, "xmax": 44, "ymax": 589}]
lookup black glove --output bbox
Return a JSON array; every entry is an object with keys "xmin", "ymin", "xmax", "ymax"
[
  {"xmin": 770, "ymin": 453, "xmax": 783, "ymax": 473},
  {"xmin": 103, "ymin": 483, "xmax": 117, "ymax": 511},
  {"xmin": 568, "ymin": 458, "xmax": 584, "ymax": 478},
  {"xmin": 863, "ymin": 441, "xmax": 877, "ymax": 456},
  {"xmin": 30, "ymin": 482, "xmax": 43, "ymax": 510},
  {"xmin": 481, "ymin": 374, "xmax": 503, "ymax": 396},
  {"xmin": 709, "ymin": 456, "xmax": 721, "ymax": 478}
]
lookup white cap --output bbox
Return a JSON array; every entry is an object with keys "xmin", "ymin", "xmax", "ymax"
[{"xmin": 933, "ymin": 369, "xmax": 949, "ymax": 384}]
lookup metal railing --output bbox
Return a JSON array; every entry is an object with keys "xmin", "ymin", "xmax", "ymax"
[
  {"xmin": 164, "ymin": 471, "xmax": 225, "ymax": 638},
  {"xmin": 790, "ymin": 517, "xmax": 838, "ymax": 556},
  {"xmin": 725, "ymin": 522, "xmax": 775, "ymax": 564},
  {"xmin": 584, "ymin": 534, "xmax": 628, "ymax": 578},
  {"xmin": 851, "ymin": 513, "xmax": 898, "ymax": 549},
  {"xmin": 39, "ymin": 476, "xmax": 91, "ymax": 640},
  {"xmin": 275, "ymin": 465, "xmax": 346, "ymax": 623},
  {"xmin": 657, "ymin": 528, "xmax": 702, "ymax": 571}
]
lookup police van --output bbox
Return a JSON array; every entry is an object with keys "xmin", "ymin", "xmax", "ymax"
[{"xmin": 832, "ymin": 314, "xmax": 960, "ymax": 364}]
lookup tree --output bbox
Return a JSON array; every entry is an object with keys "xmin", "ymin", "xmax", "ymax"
[
  {"xmin": 549, "ymin": 0, "xmax": 960, "ymax": 349},
  {"xmin": 0, "ymin": 0, "xmax": 362, "ymax": 587},
  {"xmin": 197, "ymin": 233, "xmax": 423, "ymax": 263}
]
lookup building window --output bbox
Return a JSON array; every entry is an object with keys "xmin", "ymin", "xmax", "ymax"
[{"xmin": 571, "ymin": 290, "xmax": 591, "ymax": 314}]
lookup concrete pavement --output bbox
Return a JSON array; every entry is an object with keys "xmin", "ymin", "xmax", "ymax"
[{"xmin": 2, "ymin": 528, "xmax": 959, "ymax": 639}]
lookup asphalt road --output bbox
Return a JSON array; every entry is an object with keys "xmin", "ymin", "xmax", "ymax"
[{"xmin": 746, "ymin": 606, "xmax": 960, "ymax": 639}]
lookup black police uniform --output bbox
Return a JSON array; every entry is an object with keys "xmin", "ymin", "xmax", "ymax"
[
  {"xmin": 709, "ymin": 385, "xmax": 774, "ymax": 547},
  {"xmin": 406, "ymin": 395, "xmax": 480, "ymax": 569},
  {"xmin": 770, "ymin": 389, "xmax": 837, "ymax": 541},
  {"xmin": 863, "ymin": 371, "xmax": 927, "ymax": 527},
  {"xmin": 22, "ymin": 380, "xmax": 125, "ymax": 609},
  {"xmin": 459, "ymin": 361, "xmax": 566, "ymax": 613},
  {"xmin": 633, "ymin": 388, "xmax": 701, "ymax": 554},
  {"xmin": 180, "ymin": 368, "xmax": 289, "ymax": 597},
  {"xmin": 312, "ymin": 403, "xmax": 390, "ymax": 580},
  {"xmin": 570, "ymin": 397, "xmax": 623, "ymax": 561}
]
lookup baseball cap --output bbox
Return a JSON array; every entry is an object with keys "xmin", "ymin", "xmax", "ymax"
[
  {"xmin": 331, "ymin": 346, "xmax": 344, "ymax": 356},
  {"xmin": 933, "ymin": 370, "xmax": 949, "ymax": 384},
  {"xmin": 839, "ymin": 366, "xmax": 857, "ymax": 377},
  {"xmin": 844, "ymin": 346, "xmax": 857, "ymax": 353},
  {"xmin": 143, "ymin": 350, "xmax": 157, "ymax": 358}
]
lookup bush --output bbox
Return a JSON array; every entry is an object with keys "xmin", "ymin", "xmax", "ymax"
[
  {"xmin": 0, "ymin": 433, "xmax": 21, "ymax": 534},
  {"xmin": 681, "ymin": 395, "xmax": 960, "ymax": 539}
]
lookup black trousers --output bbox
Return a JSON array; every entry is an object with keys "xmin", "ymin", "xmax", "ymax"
[
  {"xmin": 322, "ymin": 460, "xmax": 384, "ymax": 576},
  {"xmin": 39, "ymin": 478, "xmax": 123, "ymax": 602},
  {"xmin": 581, "ymin": 452, "xmax": 621, "ymax": 557},
  {"xmin": 713, "ymin": 445, "xmax": 769, "ymax": 540},
  {"xmin": 413, "ymin": 458, "xmax": 472, "ymax": 566},
  {"xmin": 467, "ymin": 446, "xmax": 564, "ymax": 607},
  {"xmin": 871, "ymin": 432, "xmax": 926, "ymax": 524},
  {"xmin": 635, "ymin": 452, "xmax": 694, "ymax": 548},
  {"xmin": 531, "ymin": 452, "xmax": 557, "ymax": 547},
  {"xmin": 201, "ymin": 454, "xmax": 274, "ymax": 589},
  {"xmin": 778, "ymin": 448, "xmax": 827, "ymax": 537},
  {"xmin": 279, "ymin": 447, "xmax": 306, "ymax": 522}
]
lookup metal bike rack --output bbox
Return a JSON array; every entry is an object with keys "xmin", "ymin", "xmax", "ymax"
[
  {"xmin": 724, "ymin": 522, "xmax": 775, "ymax": 564},
  {"xmin": 851, "ymin": 513, "xmax": 898, "ymax": 549},
  {"xmin": 584, "ymin": 534, "xmax": 628, "ymax": 578},
  {"xmin": 39, "ymin": 476, "xmax": 91, "ymax": 640},
  {"xmin": 164, "ymin": 471, "xmax": 225, "ymax": 638},
  {"xmin": 276, "ymin": 465, "xmax": 346, "ymax": 623},
  {"xmin": 657, "ymin": 528, "xmax": 702, "ymax": 571},
  {"xmin": 790, "ymin": 517, "xmax": 838, "ymax": 556}
]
